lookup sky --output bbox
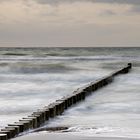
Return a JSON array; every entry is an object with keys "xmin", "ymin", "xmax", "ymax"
[{"xmin": 0, "ymin": 0, "xmax": 140, "ymax": 47}]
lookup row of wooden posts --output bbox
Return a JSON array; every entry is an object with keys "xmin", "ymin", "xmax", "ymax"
[{"xmin": 0, "ymin": 63, "xmax": 132, "ymax": 140}]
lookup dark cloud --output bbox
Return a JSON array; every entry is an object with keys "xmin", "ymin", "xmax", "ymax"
[
  {"xmin": 131, "ymin": 5, "xmax": 140, "ymax": 13},
  {"xmin": 93, "ymin": 0, "xmax": 140, "ymax": 5},
  {"xmin": 35, "ymin": 0, "xmax": 140, "ymax": 14},
  {"xmin": 0, "ymin": 0, "xmax": 140, "ymax": 5},
  {"xmin": 35, "ymin": 0, "xmax": 140, "ymax": 5}
]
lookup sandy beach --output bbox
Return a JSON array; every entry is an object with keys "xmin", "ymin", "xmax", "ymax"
[{"xmin": 14, "ymin": 132, "xmax": 140, "ymax": 140}]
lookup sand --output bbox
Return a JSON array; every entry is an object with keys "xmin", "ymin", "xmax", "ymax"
[{"xmin": 14, "ymin": 132, "xmax": 140, "ymax": 140}]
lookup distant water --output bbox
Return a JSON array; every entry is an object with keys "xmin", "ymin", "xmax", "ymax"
[{"xmin": 0, "ymin": 47, "xmax": 140, "ymax": 138}]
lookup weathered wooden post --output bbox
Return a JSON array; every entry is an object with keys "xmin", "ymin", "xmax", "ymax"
[
  {"xmin": 8, "ymin": 123, "xmax": 24, "ymax": 133},
  {"xmin": 0, "ymin": 134, "xmax": 7, "ymax": 140},
  {"xmin": 23, "ymin": 117, "xmax": 38, "ymax": 129},
  {"xmin": 0, "ymin": 131, "xmax": 11, "ymax": 139}
]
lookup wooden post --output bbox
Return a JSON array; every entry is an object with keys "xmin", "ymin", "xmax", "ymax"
[{"xmin": 0, "ymin": 134, "xmax": 7, "ymax": 140}]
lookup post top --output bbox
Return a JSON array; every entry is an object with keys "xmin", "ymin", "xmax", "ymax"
[
  {"xmin": 128, "ymin": 63, "xmax": 132, "ymax": 68},
  {"xmin": 0, "ymin": 134, "xmax": 7, "ymax": 136}
]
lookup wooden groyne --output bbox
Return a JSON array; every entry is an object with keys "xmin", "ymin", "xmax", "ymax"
[{"xmin": 0, "ymin": 63, "xmax": 132, "ymax": 140}]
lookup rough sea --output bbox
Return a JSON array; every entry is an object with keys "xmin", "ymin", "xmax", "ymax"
[{"xmin": 0, "ymin": 47, "xmax": 140, "ymax": 138}]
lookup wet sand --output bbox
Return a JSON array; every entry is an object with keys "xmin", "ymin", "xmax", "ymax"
[{"xmin": 14, "ymin": 132, "xmax": 140, "ymax": 140}]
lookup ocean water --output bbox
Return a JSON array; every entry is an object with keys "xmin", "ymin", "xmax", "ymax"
[{"xmin": 0, "ymin": 47, "xmax": 140, "ymax": 138}]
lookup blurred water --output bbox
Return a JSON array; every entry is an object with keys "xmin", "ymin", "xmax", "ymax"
[{"xmin": 0, "ymin": 47, "xmax": 140, "ymax": 138}]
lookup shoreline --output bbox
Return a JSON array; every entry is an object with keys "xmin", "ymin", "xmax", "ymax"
[{"xmin": 14, "ymin": 132, "xmax": 140, "ymax": 140}]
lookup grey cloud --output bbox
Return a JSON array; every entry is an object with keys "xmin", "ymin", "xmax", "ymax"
[
  {"xmin": 35, "ymin": 0, "xmax": 140, "ymax": 5},
  {"xmin": 99, "ymin": 10, "xmax": 116, "ymax": 16},
  {"xmin": 35, "ymin": 0, "xmax": 140, "ymax": 14},
  {"xmin": 0, "ymin": 0, "xmax": 140, "ymax": 5},
  {"xmin": 93, "ymin": 0, "xmax": 140, "ymax": 5},
  {"xmin": 131, "ymin": 5, "xmax": 140, "ymax": 13},
  {"xmin": 34, "ymin": 0, "xmax": 83, "ymax": 4},
  {"xmin": 1, "ymin": 0, "xmax": 140, "ymax": 5}
]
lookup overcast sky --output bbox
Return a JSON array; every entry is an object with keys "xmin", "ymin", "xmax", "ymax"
[{"xmin": 0, "ymin": 0, "xmax": 140, "ymax": 47}]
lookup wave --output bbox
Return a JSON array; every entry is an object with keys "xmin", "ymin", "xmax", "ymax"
[
  {"xmin": 0, "ymin": 55, "xmax": 135, "ymax": 61},
  {"xmin": 3, "ymin": 53, "xmax": 27, "ymax": 56},
  {"xmin": 0, "ymin": 47, "xmax": 140, "ymax": 57},
  {"xmin": 59, "ymin": 125, "xmax": 130, "ymax": 138},
  {"xmin": 0, "ymin": 54, "xmax": 140, "ymax": 62},
  {"xmin": 0, "ymin": 62, "xmax": 79, "ymax": 74}
]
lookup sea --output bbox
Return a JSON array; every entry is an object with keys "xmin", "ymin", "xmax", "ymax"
[{"xmin": 0, "ymin": 47, "xmax": 140, "ymax": 139}]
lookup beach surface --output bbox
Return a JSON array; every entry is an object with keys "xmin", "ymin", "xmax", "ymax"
[{"xmin": 14, "ymin": 132, "xmax": 140, "ymax": 140}]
